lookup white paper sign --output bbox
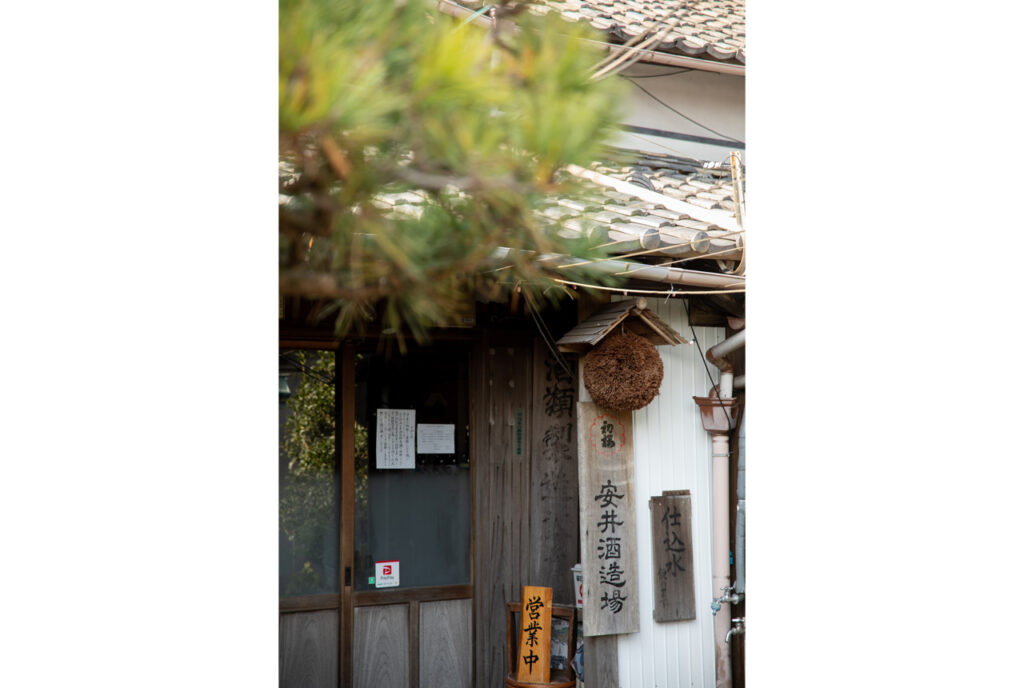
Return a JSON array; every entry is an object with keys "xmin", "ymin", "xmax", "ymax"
[
  {"xmin": 376, "ymin": 409, "xmax": 415, "ymax": 469},
  {"xmin": 417, "ymin": 423, "xmax": 455, "ymax": 454},
  {"xmin": 375, "ymin": 560, "xmax": 400, "ymax": 588}
]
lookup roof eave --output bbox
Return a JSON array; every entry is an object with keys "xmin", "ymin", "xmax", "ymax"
[
  {"xmin": 435, "ymin": 0, "xmax": 745, "ymax": 77},
  {"xmin": 584, "ymin": 38, "xmax": 745, "ymax": 76}
]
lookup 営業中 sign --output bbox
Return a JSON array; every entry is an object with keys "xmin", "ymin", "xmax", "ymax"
[{"xmin": 516, "ymin": 585, "xmax": 553, "ymax": 684}]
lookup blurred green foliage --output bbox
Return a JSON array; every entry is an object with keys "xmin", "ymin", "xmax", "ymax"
[
  {"xmin": 280, "ymin": 351, "xmax": 369, "ymax": 596},
  {"xmin": 280, "ymin": 0, "xmax": 626, "ymax": 342},
  {"xmin": 280, "ymin": 351, "xmax": 336, "ymax": 596}
]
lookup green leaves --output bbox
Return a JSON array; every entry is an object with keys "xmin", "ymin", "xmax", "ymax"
[{"xmin": 280, "ymin": 0, "xmax": 627, "ymax": 342}]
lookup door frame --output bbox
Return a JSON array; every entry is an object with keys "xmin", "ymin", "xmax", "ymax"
[{"xmin": 280, "ymin": 339, "xmax": 475, "ymax": 688}]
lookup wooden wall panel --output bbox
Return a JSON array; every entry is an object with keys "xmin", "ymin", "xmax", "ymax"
[
  {"xmin": 353, "ymin": 604, "xmax": 409, "ymax": 688},
  {"xmin": 420, "ymin": 599, "xmax": 472, "ymax": 688},
  {"xmin": 472, "ymin": 333, "xmax": 534, "ymax": 688},
  {"xmin": 279, "ymin": 610, "xmax": 338, "ymax": 688},
  {"xmin": 585, "ymin": 635, "xmax": 620, "ymax": 688},
  {"xmin": 530, "ymin": 339, "xmax": 580, "ymax": 606}
]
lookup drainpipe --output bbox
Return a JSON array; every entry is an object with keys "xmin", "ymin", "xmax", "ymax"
[
  {"xmin": 694, "ymin": 328, "xmax": 745, "ymax": 688},
  {"xmin": 706, "ymin": 329, "xmax": 745, "ymax": 399}
]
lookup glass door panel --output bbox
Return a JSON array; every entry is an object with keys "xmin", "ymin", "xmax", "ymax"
[
  {"xmin": 279, "ymin": 349, "xmax": 340, "ymax": 598},
  {"xmin": 353, "ymin": 349, "xmax": 471, "ymax": 591}
]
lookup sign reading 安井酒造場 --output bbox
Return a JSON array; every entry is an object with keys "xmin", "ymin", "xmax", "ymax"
[{"xmin": 577, "ymin": 401, "xmax": 640, "ymax": 637}]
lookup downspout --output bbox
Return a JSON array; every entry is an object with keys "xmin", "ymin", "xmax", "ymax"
[
  {"xmin": 694, "ymin": 328, "xmax": 745, "ymax": 688},
  {"xmin": 734, "ymin": 413, "xmax": 745, "ymax": 595},
  {"xmin": 706, "ymin": 329, "xmax": 745, "ymax": 399}
]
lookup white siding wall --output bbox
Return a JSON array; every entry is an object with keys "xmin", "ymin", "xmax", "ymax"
[
  {"xmin": 617, "ymin": 298, "xmax": 724, "ymax": 688},
  {"xmin": 612, "ymin": 63, "xmax": 745, "ymax": 163}
]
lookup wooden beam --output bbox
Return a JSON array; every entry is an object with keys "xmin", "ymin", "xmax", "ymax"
[
  {"xmin": 354, "ymin": 584, "xmax": 474, "ymax": 607},
  {"xmin": 340, "ymin": 346, "xmax": 355, "ymax": 688},
  {"xmin": 409, "ymin": 600, "xmax": 420, "ymax": 688},
  {"xmin": 280, "ymin": 593, "xmax": 341, "ymax": 614}
]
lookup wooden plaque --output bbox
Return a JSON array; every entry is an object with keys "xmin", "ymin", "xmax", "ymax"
[
  {"xmin": 516, "ymin": 585, "xmax": 553, "ymax": 684},
  {"xmin": 577, "ymin": 401, "xmax": 640, "ymax": 637},
  {"xmin": 530, "ymin": 343, "xmax": 579, "ymax": 605},
  {"xmin": 650, "ymin": 492, "xmax": 696, "ymax": 621}
]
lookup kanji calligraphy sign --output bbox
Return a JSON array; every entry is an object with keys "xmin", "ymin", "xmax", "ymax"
[
  {"xmin": 516, "ymin": 585, "xmax": 553, "ymax": 684},
  {"xmin": 577, "ymin": 402, "xmax": 640, "ymax": 636},
  {"xmin": 650, "ymin": 491, "xmax": 695, "ymax": 622}
]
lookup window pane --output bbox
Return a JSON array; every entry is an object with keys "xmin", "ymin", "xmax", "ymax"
[
  {"xmin": 354, "ymin": 350, "xmax": 471, "ymax": 591},
  {"xmin": 279, "ymin": 349, "xmax": 340, "ymax": 597}
]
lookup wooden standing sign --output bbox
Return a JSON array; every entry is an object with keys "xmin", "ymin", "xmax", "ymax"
[
  {"xmin": 577, "ymin": 401, "xmax": 640, "ymax": 637},
  {"xmin": 650, "ymin": 491, "xmax": 696, "ymax": 621},
  {"xmin": 516, "ymin": 585, "xmax": 553, "ymax": 684}
]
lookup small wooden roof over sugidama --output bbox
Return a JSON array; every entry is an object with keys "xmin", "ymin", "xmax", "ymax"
[{"xmin": 556, "ymin": 297, "xmax": 689, "ymax": 352}]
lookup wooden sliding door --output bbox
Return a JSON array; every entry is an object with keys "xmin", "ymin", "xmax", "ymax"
[{"xmin": 280, "ymin": 343, "xmax": 473, "ymax": 688}]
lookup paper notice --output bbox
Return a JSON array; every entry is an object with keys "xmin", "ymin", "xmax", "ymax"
[
  {"xmin": 417, "ymin": 424, "xmax": 455, "ymax": 454},
  {"xmin": 376, "ymin": 409, "xmax": 415, "ymax": 469}
]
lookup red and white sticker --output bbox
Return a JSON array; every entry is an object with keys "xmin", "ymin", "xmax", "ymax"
[{"xmin": 375, "ymin": 560, "xmax": 400, "ymax": 588}]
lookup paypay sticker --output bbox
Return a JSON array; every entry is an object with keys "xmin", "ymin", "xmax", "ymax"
[{"xmin": 375, "ymin": 560, "xmax": 400, "ymax": 588}]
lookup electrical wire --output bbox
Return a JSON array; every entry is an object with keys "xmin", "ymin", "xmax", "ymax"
[
  {"xmin": 626, "ymin": 68, "xmax": 695, "ymax": 78},
  {"xmin": 524, "ymin": 290, "xmax": 577, "ymax": 381},
  {"xmin": 624, "ymin": 77, "xmax": 744, "ymax": 144},
  {"xmin": 682, "ymin": 297, "xmax": 735, "ymax": 429},
  {"xmin": 553, "ymin": 279, "xmax": 745, "ymax": 296},
  {"xmin": 620, "ymin": 130, "xmax": 693, "ymax": 156}
]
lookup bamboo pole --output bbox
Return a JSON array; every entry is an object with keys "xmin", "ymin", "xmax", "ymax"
[{"xmin": 490, "ymin": 248, "xmax": 745, "ymax": 289}]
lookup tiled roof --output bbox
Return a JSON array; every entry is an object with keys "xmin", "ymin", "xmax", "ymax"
[
  {"xmin": 371, "ymin": 149, "xmax": 744, "ymax": 282},
  {"xmin": 544, "ymin": 150, "xmax": 744, "ymax": 266},
  {"xmin": 531, "ymin": 0, "xmax": 745, "ymax": 64}
]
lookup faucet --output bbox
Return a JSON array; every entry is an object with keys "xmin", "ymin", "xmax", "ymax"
[
  {"xmin": 725, "ymin": 617, "xmax": 745, "ymax": 642},
  {"xmin": 711, "ymin": 585, "xmax": 744, "ymax": 615}
]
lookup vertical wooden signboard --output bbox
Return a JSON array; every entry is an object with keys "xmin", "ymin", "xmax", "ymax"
[
  {"xmin": 577, "ymin": 401, "xmax": 640, "ymax": 637},
  {"xmin": 516, "ymin": 585, "xmax": 553, "ymax": 684},
  {"xmin": 530, "ymin": 343, "xmax": 579, "ymax": 604},
  {"xmin": 650, "ymin": 490, "xmax": 696, "ymax": 621}
]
